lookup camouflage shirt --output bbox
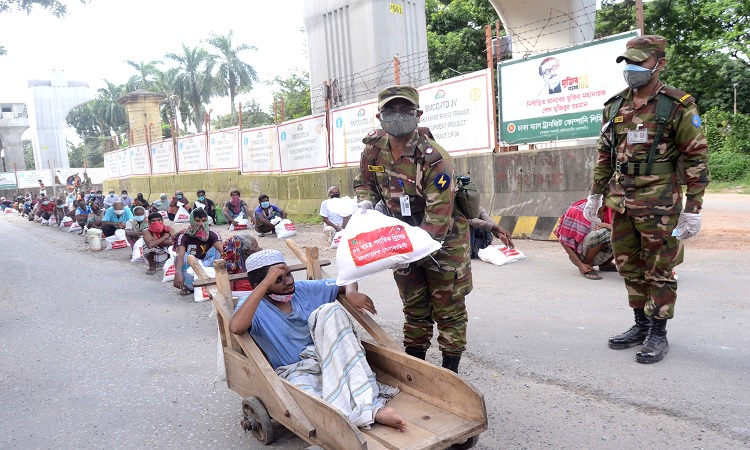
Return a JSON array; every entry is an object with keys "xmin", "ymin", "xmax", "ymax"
[
  {"xmin": 353, "ymin": 129, "xmax": 457, "ymax": 242},
  {"xmin": 591, "ymin": 82, "xmax": 710, "ymax": 215}
]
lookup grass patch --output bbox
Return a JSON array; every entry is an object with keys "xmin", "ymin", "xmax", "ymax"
[
  {"xmin": 289, "ymin": 214, "xmax": 323, "ymax": 225},
  {"xmin": 706, "ymin": 180, "xmax": 750, "ymax": 194}
]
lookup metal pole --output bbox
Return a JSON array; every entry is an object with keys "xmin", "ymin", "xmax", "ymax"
[
  {"xmin": 636, "ymin": 0, "xmax": 644, "ymax": 35},
  {"xmin": 238, "ymin": 102, "xmax": 243, "ymax": 129},
  {"xmin": 486, "ymin": 24, "xmax": 499, "ymax": 152},
  {"xmin": 394, "ymin": 54, "xmax": 401, "ymax": 85}
]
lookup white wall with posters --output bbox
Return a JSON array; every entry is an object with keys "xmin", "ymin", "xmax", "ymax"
[
  {"xmin": 208, "ymin": 128, "xmax": 240, "ymax": 170},
  {"xmin": 150, "ymin": 140, "xmax": 176, "ymax": 175},
  {"xmin": 241, "ymin": 126, "xmax": 280, "ymax": 174},
  {"xmin": 104, "ymin": 152, "xmax": 119, "ymax": 179},
  {"xmin": 418, "ymin": 69, "xmax": 495, "ymax": 154},
  {"xmin": 329, "ymin": 100, "xmax": 378, "ymax": 167},
  {"xmin": 0, "ymin": 172, "xmax": 18, "ymax": 189},
  {"xmin": 129, "ymin": 144, "xmax": 151, "ymax": 176},
  {"xmin": 498, "ymin": 31, "xmax": 638, "ymax": 144},
  {"xmin": 277, "ymin": 114, "xmax": 328, "ymax": 173},
  {"xmin": 177, "ymin": 134, "xmax": 208, "ymax": 173}
]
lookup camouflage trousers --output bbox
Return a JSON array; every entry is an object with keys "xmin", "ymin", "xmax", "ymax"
[
  {"xmin": 612, "ymin": 211, "xmax": 684, "ymax": 319},
  {"xmin": 393, "ymin": 215, "xmax": 473, "ymax": 355}
]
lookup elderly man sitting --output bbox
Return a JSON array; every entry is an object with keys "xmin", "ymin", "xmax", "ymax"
[
  {"xmin": 229, "ymin": 249, "xmax": 406, "ymax": 432},
  {"xmin": 173, "ymin": 209, "xmax": 223, "ymax": 294},
  {"xmin": 101, "ymin": 201, "xmax": 134, "ymax": 237},
  {"xmin": 124, "ymin": 206, "xmax": 149, "ymax": 245},
  {"xmin": 142, "ymin": 212, "xmax": 176, "ymax": 275},
  {"xmin": 103, "ymin": 189, "xmax": 120, "ymax": 208},
  {"xmin": 554, "ymin": 199, "xmax": 615, "ymax": 280},
  {"xmin": 319, "ymin": 185, "xmax": 351, "ymax": 242},
  {"xmin": 151, "ymin": 193, "xmax": 169, "ymax": 214}
]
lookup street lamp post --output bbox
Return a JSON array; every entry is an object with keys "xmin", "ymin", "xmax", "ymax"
[{"xmin": 734, "ymin": 83, "xmax": 739, "ymax": 115}]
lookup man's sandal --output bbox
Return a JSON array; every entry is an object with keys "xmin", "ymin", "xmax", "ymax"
[{"xmin": 581, "ymin": 271, "xmax": 602, "ymax": 280}]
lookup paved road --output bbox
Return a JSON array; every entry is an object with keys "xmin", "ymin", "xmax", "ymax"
[{"xmin": 1, "ymin": 196, "xmax": 748, "ymax": 449}]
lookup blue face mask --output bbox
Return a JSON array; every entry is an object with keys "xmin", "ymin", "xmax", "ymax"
[
  {"xmin": 134, "ymin": 215, "xmax": 145, "ymax": 221},
  {"xmin": 260, "ymin": 201, "xmax": 270, "ymax": 209},
  {"xmin": 198, "ymin": 196, "xmax": 205, "ymax": 201},
  {"xmin": 176, "ymin": 195, "xmax": 183, "ymax": 199}
]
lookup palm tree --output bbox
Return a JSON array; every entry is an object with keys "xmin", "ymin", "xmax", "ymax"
[
  {"xmin": 166, "ymin": 44, "xmax": 215, "ymax": 132},
  {"xmin": 91, "ymin": 80, "xmax": 127, "ymax": 138},
  {"xmin": 124, "ymin": 59, "xmax": 161, "ymax": 90},
  {"xmin": 207, "ymin": 31, "xmax": 259, "ymax": 113}
]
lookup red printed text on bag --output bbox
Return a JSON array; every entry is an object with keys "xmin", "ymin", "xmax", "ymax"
[
  {"xmin": 111, "ymin": 240, "xmax": 128, "ymax": 250},
  {"xmin": 284, "ymin": 222, "xmax": 296, "ymax": 231},
  {"xmin": 349, "ymin": 226, "xmax": 414, "ymax": 267}
]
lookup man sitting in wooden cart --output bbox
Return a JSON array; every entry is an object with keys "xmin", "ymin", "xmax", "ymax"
[{"xmin": 228, "ymin": 249, "xmax": 407, "ymax": 433}]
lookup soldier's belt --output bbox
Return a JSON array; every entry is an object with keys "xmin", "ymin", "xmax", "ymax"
[{"xmin": 618, "ymin": 161, "xmax": 675, "ymax": 175}]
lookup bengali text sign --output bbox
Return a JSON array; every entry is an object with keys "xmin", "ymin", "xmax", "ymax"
[
  {"xmin": 277, "ymin": 114, "xmax": 329, "ymax": 173},
  {"xmin": 330, "ymin": 100, "xmax": 378, "ymax": 166},
  {"xmin": 116, "ymin": 149, "xmax": 132, "ymax": 177},
  {"xmin": 177, "ymin": 134, "xmax": 208, "ymax": 172},
  {"xmin": 15, "ymin": 170, "xmax": 53, "ymax": 188},
  {"xmin": 150, "ymin": 140, "xmax": 176, "ymax": 175},
  {"xmin": 129, "ymin": 144, "xmax": 151, "ymax": 175},
  {"xmin": 240, "ymin": 126, "xmax": 280, "ymax": 173},
  {"xmin": 104, "ymin": 152, "xmax": 119, "ymax": 179},
  {"xmin": 208, "ymin": 128, "xmax": 240, "ymax": 170}
]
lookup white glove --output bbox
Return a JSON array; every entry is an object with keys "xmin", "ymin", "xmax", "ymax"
[
  {"xmin": 583, "ymin": 194, "xmax": 603, "ymax": 225},
  {"xmin": 672, "ymin": 212, "xmax": 701, "ymax": 240}
]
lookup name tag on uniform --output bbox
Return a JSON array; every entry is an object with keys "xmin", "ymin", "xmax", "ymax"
[
  {"xmin": 400, "ymin": 195, "xmax": 411, "ymax": 216},
  {"xmin": 627, "ymin": 129, "xmax": 648, "ymax": 144},
  {"xmin": 368, "ymin": 165, "xmax": 384, "ymax": 172}
]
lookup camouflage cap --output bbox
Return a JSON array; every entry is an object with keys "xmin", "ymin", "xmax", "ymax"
[
  {"xmin": 616, "ymin": 35, "xmax": 667, "ymax": 63},
  {"xmin": 378, "ymin": 85, "xmax": 419, "ymax": 110}
]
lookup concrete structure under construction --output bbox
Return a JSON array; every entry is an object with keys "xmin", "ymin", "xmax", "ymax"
[
  {"xmin": 0, "ymin": 103, "xmax": 29, "ymax": 171},
  {"xmin": 27, "ymin": 70, "xmax": 94, "ymax": 170},
  {"xmin": 304, "ymin": 0, "xmax": 430, "ymax": 112},
  {"xmin": 488, "ymin": 0, "xmax": 597, "ymax": 59}
]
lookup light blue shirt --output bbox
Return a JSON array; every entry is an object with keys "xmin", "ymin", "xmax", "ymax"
[
  {"xmin": 102, "ymin": 205, "xmax": 133, "ymax": 223},
  {"xmin": 235, "ymin": 279, "xmax": 339, "ymax": 369}
]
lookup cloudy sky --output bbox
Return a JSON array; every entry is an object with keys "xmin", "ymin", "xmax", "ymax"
[{"xmin": 0, "ymin": 0, "xmax": 308, "ymax": 116}]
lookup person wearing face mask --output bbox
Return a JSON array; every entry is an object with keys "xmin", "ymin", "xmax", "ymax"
[
  {"xmin": 52, "ymin": 198, "xmax": 67, "ymax": 224},
  {"xmin": 173, "ymin": 209, "xmax": 223, "ymax": 294},
  {"xmin": 319, "ymin": 185, "xmax": 350, "ymax": 242},
  {"xmin": 103, "ymin": 189, "xmax": 120, "ymax": 208},
  {"xmin": 133, "ymin": 193, "xmax": 150, "ymax": 209},
  {"xmin": 142, "ymin": 213, "xmax": 176, "ymax": 275},
  {"xmin": 228, "ymin": 250, "xmax": 406, "ymax": 432},
  {"xmin": 193, "ymin": 189, "xmax": 216, "ymax": 223},
  {"xmin": 253, "ymin": 194, "xmax": 286, "ymax": 237},
  {"xmin": 223, "ymin": 189, "xmax": 252, "ymax": 229},
  {"xmin": 124, "ymin": 206, "xmax": 149, "ymax": 245},
  {"xmin": 86, "ymin": 202, "xmax": 104, "ymax": 230},
  {"xmin": 584, "ymin": 35, "xmax": 710, "ymax": 364},
  {"xmin": 119, "ymin": 190, "xmax": 133, "ymax": 208},
  {"xmin": 151, "ymin": 193, "xmax": 169, "ymax": 213},
  {"xmin": 37, "ymin": 196, "xmax": 55, "ymax": 220},
  {"xmin": 168, "ymin": 190, "xmax": 190, "ymax": 221},
  {"xmin": 101, "ymin": 201, "xmax": 134, "ymax": 237},
  {"xmin": 352, "ymin": 85, "xmax": 472, "ymax": 374},
  {"xmin": 74, "ymin": 199, "xmax": 91, "ymax": 232}
]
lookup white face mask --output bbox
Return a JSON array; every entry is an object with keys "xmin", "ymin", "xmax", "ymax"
[
  {"xmin": 114, "ymin": 209, "xmax": 125, "ymax": 216},
  {"xmin": 268, "ymin": 293, "xmax": 293, "ymax": 303}
]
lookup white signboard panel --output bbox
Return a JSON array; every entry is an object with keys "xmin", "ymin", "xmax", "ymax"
[
  {"xmin": 85, "ymin": 168, "xmax": 107, "ymax": 184},
  {"xmin": 16, "ymin": 169, "xmax": 52, "ymax": 188},
  {"xmin": 498, "ymin": 31, "xmax": 637, "ymax": 143},
  {"xmin": 240, "ymin": 126, "xmax": 280, "ymax": 174},
  {"xmin": 116, "ymin": 149, "xmax": 132, "ymax": 177},
  {"xmin": 277, "ymin": 114, "xmax": 329, "ymax": 173},
  {"xmin": 177, "ymin": 134, "xmax": 208, "ymax": 172},
  {"xmin": 150, "ymin": 140, "xmax": 176, "ymax": 175},
  {"xmin": 0, "ymin": 172, "xmax": 18, "ymax": 189},
  {"xmin": 208, "ymin": 128, "xmax": 240, "ymax": 170},
  {"xmin": 330, "ymin": 100, "xmax": 378, "ymax": 167},
  {"xmin": 104, "ymin": 152, "xmax": 119, "ymax": 179},
  {"xmin": 418, "ymin": 69, "xmax": 495, "ymax": 154},
  {"xmin": 129, "ymin": 144, "xmax": 151, "ymax": 175}
]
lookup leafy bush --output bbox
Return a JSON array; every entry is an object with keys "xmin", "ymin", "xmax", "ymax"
[{"xmin": 709, "ymin": 151, "xmax": 750, "ymax": 182}]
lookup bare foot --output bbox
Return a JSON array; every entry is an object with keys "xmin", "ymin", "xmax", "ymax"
[{"xmin": 374, "ymin": 406, "xmax": 407, "ymax": 432}]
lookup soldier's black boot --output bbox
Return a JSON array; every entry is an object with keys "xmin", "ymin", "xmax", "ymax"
[
  {"xmin": 405, "ymin": 347, "xmax": 426, "ymax": 360},
  {"xmin": 608, "ymin": 308, "xmax": 651, "ymax": 349},
  {"xmin": 636, "ymin": 318, "xmax": 669, "ymax": 364},
  {"xmin": 442, "ymin": 354, "xmax": 461, "ymax": 373}
]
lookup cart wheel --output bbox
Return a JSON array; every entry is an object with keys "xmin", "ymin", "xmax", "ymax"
[
  {"xmin": 241, "ymin": 397, "xmax": 275, "ymax": 445},
  {"xmin": 451, "ymin": 435, "xmax": 479, "ymax": 449}
]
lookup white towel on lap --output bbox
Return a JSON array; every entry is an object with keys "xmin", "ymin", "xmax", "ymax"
[{"xmin": 274, "ymin": 303, "xmax": 399, "ymax": 428}]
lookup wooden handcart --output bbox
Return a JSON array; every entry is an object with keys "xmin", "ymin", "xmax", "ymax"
[{"xmin": 188, "ymin": 240, "xmax": 487, "ymax": 450}]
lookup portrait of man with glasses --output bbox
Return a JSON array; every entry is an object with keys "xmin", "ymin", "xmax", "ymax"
[{"xmin": 538, "ymin": 56, "xmax": 562, "ymax": 95}]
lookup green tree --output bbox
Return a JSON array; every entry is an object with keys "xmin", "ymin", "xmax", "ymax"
[
  {"xmin": 166, "ymin": 44, "xmax": 216, "ymax": 132},
  {"xmin": 67, "ymin": 139, "xmax": 104, "ymax": 168},
  {"xmin": 212, "ymin": 100, "xmax": 273, "ymax": 130},
  {"xmin": 207, "ymin": 31, "xmax": 259, "ymax": 114},
  {"xmin": 425, "ymin": 0, "xmax": 499, "ymax": 81},
  {"xmin": 124, "ymin": 59, "xmax": 160, "ymax": 91},
  {"xmin": 0, "ymin": 0, "xmax": 71, "ymax": 17},
  {"xmin": 22, "ymin": 139, "xmax": 35, "ymax": 169},
  {"xmin": 269, "ymin": 71, "xmax": 312, "ymax": 121}
]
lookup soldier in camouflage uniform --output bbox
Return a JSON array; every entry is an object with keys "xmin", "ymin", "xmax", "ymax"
[
  {"xmin": 584, "ymin": 35, "xmax": 710, "ymax": 364},
  {"xmin": 352, "ymin": 86, "xmax": 472, "ymax": 373}
]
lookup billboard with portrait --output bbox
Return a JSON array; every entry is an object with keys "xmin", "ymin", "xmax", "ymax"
[{"xmin": 498, "ymin": 31, "xmax": 638, "ymax": 144}]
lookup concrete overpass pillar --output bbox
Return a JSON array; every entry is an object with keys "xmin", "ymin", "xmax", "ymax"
[{"xmin": 0, "ymin": 117, "xmax": 29, "ymax": 171}]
